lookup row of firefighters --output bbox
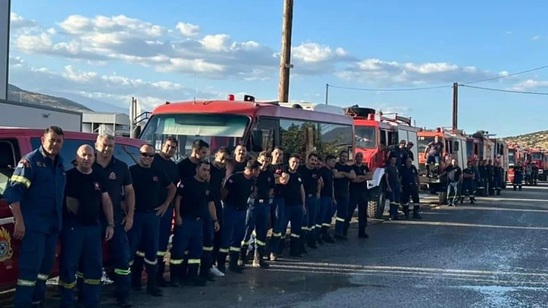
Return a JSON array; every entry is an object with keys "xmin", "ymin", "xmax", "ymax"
[{"xmin": 6, "ymin": 126, "xmax": 401, "ymax": 308}]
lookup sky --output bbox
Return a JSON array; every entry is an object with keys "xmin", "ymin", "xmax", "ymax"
[{"xmin": 6, "ymin": 0, "xmax": 548, "ymax": 137}]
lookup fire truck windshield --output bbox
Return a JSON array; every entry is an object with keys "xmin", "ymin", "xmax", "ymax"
[
  {"xmin": 140, "ymin": 113, "xmax": 249, "ymax": 159},
  {"xmin": 417, "ymin": 136, "xmax": 435, "ymax": 154},
  {"xmin": 509, "ymin": 150, "xmax": 515, "ymax": 165},
  {"xmin": 355, "ymin": 126, "xmax": 376, "ymax": 149},
  {"xmin": 531, "ymin": 152, "xmax": 543, "ymax": 160}
]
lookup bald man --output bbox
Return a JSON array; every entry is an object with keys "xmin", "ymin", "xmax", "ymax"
[
  {"xmin": 59, "ymin": 144, "xmax": 114, "ymax": 308},
  {"xmin": 127, "ymin": 144, "xmax": 176, "ymax": 297}
]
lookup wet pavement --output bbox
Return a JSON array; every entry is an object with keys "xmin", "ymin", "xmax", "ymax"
[{"xmin": 4, "ymin": 184, "xmax": 548, "ymax": 307}]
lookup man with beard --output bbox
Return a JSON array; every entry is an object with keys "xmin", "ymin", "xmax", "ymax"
[
  {"xmin": 333, "ymin": 151, "xmax": 356, "ymax": 240},
  {"xmin": 268, "ymin": 147, "xmax": 290, "ymax": 261},
  {"xmin": 297, "ymin": 153, "xmax": 321, "ymax": 251},
  {"xmin": 225, "ymin": 144, "xmax": 248, "ymax": 178},
  {"xmin": 209, "ymin": 147, "xmax": 229, "ymax": 276},
  {"xmin": 59, "ymin": 145, "xmax": 114, "ymax": 308},
  {"xmin": 151, "ymin": 137, "xmax": 180, "ymax": 287},
  {"xmin": 346, "ymin": 152, "xmax": 371, "ymax": 237},
  {"xmin": 93, "ymin": 134, "xmax": 135, "ymax": 307}
]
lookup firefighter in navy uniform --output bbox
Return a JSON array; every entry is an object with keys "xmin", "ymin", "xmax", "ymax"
[
  {"xmin": 270, "ymin": 155, "xmax": 306, "ymax": 257},
  {"xmin": 297, "ymin": 153, "xmax": 321, "ymax": 251},
  {"xmin": 461, "ymin": 161, "xmax": 476, "ymax": 204},
  {"xmin": 4, "ymin": 126, "xmax": 66, "ymax": 308},
  {"xmin": 318, "ymin": 155, "xmax": 337, "ymax": 244},
  {"xmin": 486, "ymin": 160, "xmax": 495, "ymax": 195},
  {"xmin": 493, "ymin": 161, "xmax": 503, "ymax": 195},
  {"xmin": 219, "ymin": 161, "xmax": 260, "ymax": 273},
  {"xmin": 385, "ymin": 155, "xmax": 401, "ymax": 220},
  {"xmin": 170, "ymin": 161, "xmax": 217, "ymax": 286},
  {"xmin": 209, "ymin": 147, "xmax": 228, "ymax": 276},
  {"xmin": 513, "ymin": 161, "xmax": 524, "ymax": 191},
  {"xmin": 346, "ymin": 152, "xmax": 371, "ymax": 238},
  {"xmin": 399, "ymin": 157, "xmax": 422, "ymax": 219},
  {"xmin": 59, "ymin": 145, "xmax": 115, "ymax": 308},
  {"xmin": 225, "ymin": 144, "xmax": 249, "ymax": 178},
  {"xmin": 268, "ymin": 147, "xmax": 290, "ymax": 261},
  {"xmin": 240, "ymin": 151, "xmax": 274, "ymax": 268},
  {"xmin": 333, "ymin": 151, "xmax": 356, "ymax": 240},
  {"xmin": 92, "ymin": 134, "xmax": 135, "ymax": 307},
  {"xmin": 151, "ymin": 137, "xmax": 180, "ymax": 287},
  {"xmin": 128, "ymin": 144, "xmax": 176, "ymax": 297}
]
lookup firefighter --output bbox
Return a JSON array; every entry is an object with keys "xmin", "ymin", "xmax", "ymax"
[
  {"xmin": 170, "ymin": 161, "xmax": 216, "ymax": 286},
  {"xmin": 478, "ymin": 160, "xmax": 487, "ymax": 196},
  {"xmin": 333, "ymin": 151, "xmax": 356, "ymax": 240},
  {"xmin": 270, "ymin": 155, "xmax": 306, "ymax": 257},
  {"xmin": 219, "ymin": 161, "xmax": 260, "ymax": 273},
  {"xmin": 486, "ymin": 159, "xmax": 495, "ymax": 195},
  {"xmin": 461, "ymin": 161, "xmax": 476, "ymax": 204},
  {"xmin": 346, "ymin": 152, "xmax": 371, "ymax": 237},
  {"xmin": 513, "ymin": 161, "xmax": 524, "ymax": 191},
  {"xmin": 318, "ymin": 155, "xmax": 337, "ymax": 244},
  {"xmin": 4, "ymin": 126, "xmax": 66, "ymax": 308},
  {"xmin": 151, "ymin": 137, "xmax": 180, "ymax": 287},
  {"xmin": 493, "ymin": 161, "xmax": 503, "ymax": 195},
  {"xmin": 405, "ymin": 141, "xmax": 415, "ymax": 162},
  {"xmin": 444, "ymin": 159, "xmax": 462, "ymax": 206},
  {"xmin": 385, "ymin": 155, "xmax": 401, "ymax": 220},
  {"xmin": 128, "ymin": 144, "xmax": 176, "ymax": 297},
  {"xmin": 226, "ymin": 144, "xmax": 249, "ymax": 178},
  {"xmin": 388, "ymin": 140, "xmax": 408, "ymax": 168},
  {"xmin": 209, "ymin": 147, "xmax": 229, "ymax": 276},
  {"xmin": 531, "ymin": 163, "xmax": 539, "ymax": 186},
  {"xmin": 92, "ymin": 134, "xmax": 135, "ymax": 307},
  {"xmin": 59, "ymin": 145, "xmax": 115, "ymax": 307},
  {"xmin": 399, "ymin": 157, "xmax": 421, "ymax": 219},
  {"xmin": 240, "ymin": 151, "xmax": 274, "ymax": 268},
  {"xmin": 424, "ymin": 136, "xmax": 443, "ymax": 176},
  {"xmin": 268, "ymin": 147, "xmax": 290, "ymax": 261},
  {"xmin": 297, "ymin": 153, "xmax": 321, "ymax": 251}
]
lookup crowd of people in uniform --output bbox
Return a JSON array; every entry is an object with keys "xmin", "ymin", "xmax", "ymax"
[{"xmin": 4, "ymin": 126, "xmax": 379, "ymax": 308}]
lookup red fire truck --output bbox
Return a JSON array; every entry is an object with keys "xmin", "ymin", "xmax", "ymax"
[
  {"xmin": 344, "ymin": 106, "xmax": 420, "ymax": 219},
  {"xmin": 529, "ymin": 148, "xmax": 545, "ymax": 181},
  {"xmin": 137, "ymin": 94, "xmax": 355, "ymax": 167},
  {"xmin": 0, "ymin": 128, "xmax": 142, "ymax": 292}
]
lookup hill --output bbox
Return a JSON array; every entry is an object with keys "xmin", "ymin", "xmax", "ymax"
[
  {"xmin": 502, "ymin": 131, "xmax": 548, "ymax": 149},
  {"xmin": 7, "ymin": 84, "xmax": 93, "ymax": 112}
]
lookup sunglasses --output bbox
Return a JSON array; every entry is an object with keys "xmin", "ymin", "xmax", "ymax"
[{"xmin": 141, "ymin": 152, "xmax": 155, "ymax": 158}]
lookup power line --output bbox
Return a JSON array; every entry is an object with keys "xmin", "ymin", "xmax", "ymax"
[
  {"xmin": 459, "ymin": 84, "xmax": 548, "ymax": 96},
  {"xmin": 461, "ymin": 64, "xmax": 548, "ymax": 85},
  {"xmin": 327, "ymin": 84, "xmax": 449, "ymax": 92}
]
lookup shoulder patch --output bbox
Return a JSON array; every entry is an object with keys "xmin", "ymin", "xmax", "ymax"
[{"xmin": 17, "ymin": 159, "xmax": 30, "ymax": 168}]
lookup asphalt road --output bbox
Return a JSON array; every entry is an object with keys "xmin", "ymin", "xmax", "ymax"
[{"xmin": 5, "ymin": 184, "xmax": 548, "ymax": 307}]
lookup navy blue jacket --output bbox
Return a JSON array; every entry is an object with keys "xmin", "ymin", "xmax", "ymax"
[{"xmin": 4, "ymin": 147, "xmax": 66, "ymax": 233}]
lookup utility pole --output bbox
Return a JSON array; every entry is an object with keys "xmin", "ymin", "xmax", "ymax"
[
  {"xmin": 325, "ymin": 83, "xmax": 329, "ymax": 105},
  {"xmin": 278, "ymin": 0, "xmax": 294, "ymax": 103},
  {"xmin": 452, "ymin": 82, "xmax": 458, "ymax": 130}
]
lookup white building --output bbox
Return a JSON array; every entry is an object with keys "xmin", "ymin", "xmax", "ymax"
[
  {"xmin": 82, "ymin": 113, "xmax": 131, "ymax": 137},
  {"xmin": 0, "ymin": 99, "xmax": 83, "ymax": 132}
]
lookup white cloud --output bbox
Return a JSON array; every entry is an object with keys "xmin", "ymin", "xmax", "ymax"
[
  {"xmin": 532, "ymin": 35, "xmax": 541, "ymax": 40},
  {"xmin": 510, "ymin": 79, "xmax": 548, "ymax": 91},
  {"xmin": 9, "ymin": 59, "xmax": 223, "ymax": 111},
  {"xmin": 176, "ymin": 22, "xmax": 200, "ymax": 37}
]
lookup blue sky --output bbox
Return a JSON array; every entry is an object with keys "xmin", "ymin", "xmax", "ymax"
[{"xmin": 6, "ymin": 0, "xmax": 548, "ymax": 137}]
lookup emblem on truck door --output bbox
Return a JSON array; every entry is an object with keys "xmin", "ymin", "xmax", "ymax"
[{"xmin": 0, "ymin": 227, "xmax": 13, "ymax": 262}]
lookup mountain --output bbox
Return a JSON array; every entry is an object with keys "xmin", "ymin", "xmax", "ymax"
[
  {"xmin": 7, "ymin": 84, "xmax": 92, "ymax": 112},
  {"xmin": 43, "ymin": 91, "xmax": 127, "ymax": 114},
  {"xmin": 502, "ymin": 131, "xmax": 548, "ymax": 149}
]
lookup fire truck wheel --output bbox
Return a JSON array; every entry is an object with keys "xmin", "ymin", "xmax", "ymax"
[{"xmin": 367, "ymin": 184, "xmax": 385, "ymax": 219}]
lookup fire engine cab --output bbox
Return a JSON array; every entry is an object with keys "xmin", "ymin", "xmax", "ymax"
[{"xmin": 345, "ymin": 105, "xmax": 420, "ymax": 219}]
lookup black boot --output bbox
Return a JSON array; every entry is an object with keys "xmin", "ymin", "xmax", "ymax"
[
  {"xmin": 402, "ymin": 205, "xmax": 410, "ymax": 219},
  {"xmin": 199, "ymin": 256, "xmax": 214, "ymax": 282},
  {"xmin": 412, "ymin": 206, "xmax": 422, "ymax": 219},
  {"xmin": 289, "ymin": 237, "xmax": 302, "ymax": 257},
  {"xmin": 320, "ymin": 227, "xmax": 335, "ymax": 243},
  {"xmin": 316, "ymin": 228, "xmax": 324, "ymax": 244},
  {"xmin": 130, "ymin": 256, "xmax": 144, "ymax": 291},
  {"xmin": 389, "ymin": 204, "xmax": 399, "ymax": 220},
  {"xmin": 239, "ymin": 245, "xmax": 249, "ymax": 265},
  {"xmin": 217, "ymin": 252, "xmax": 227, "ymax": 274},
  {"xmin": 228, "ymin": 252, "xmax": 243, "ymax": 273},
  {"xmin": 307, "ymin": 228, "xmax": 318, "ymax": 249},
  {"xmin": 179, "ymin": 259, "xmax": 189, "ymax": 285},
  {"xmin": 299, "ymin": 231, "xmax": 308, "ymax": 254},
  {"xmin": 169, "ymin": 263, "xmax": 180, "ymax": 287},
  {"xmin": 188, "ymin": 264, "xmax": 207, "ymax": 286},
  {"xmin": 253, "ymin": 248, "xmax": 270, "ymax": 268},
  {"xmin": 470, "ymin": 196, "xmax": 475, "ymax": 204},
  {"xmin": 145, "ymin": 264, "xmax": 163, "ymax": 297},
  {"xmin": 156, "ymin": 256, "xmax": 168, "ymax": 287}
]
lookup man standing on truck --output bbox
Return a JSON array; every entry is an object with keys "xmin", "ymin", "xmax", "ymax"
[
  {"xmin": 151, "ymin": 137, "xmax": 180, "ymax": 287},
  {"xmin": 59, "ymin": 145, "xmax": 114, "ymax": 308},
  {"xmin": 128, "ymin": 144, "xmax": 176, "ymax": 297},
  {"xmin": 4, "ymin": 126, "xmax": 66, "ymax": 308},
  {"xmin": 93, "ymin": 133, "xmax": 135, "ymax": 307},
  {"xmin": 424, "ymin": 136, "xmax": 444, "ymax": 176}
]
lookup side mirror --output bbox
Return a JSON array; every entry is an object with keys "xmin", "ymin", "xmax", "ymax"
[
  {"xmin": 454, "ymin": 141, "xmax": 459, "ymax": 151},
  {"xmin": 132, "ymin": 126, "xmax": 142, "ymax": 139},
  {"xmin": 251, "ymin": 130, "xmax": 263, "ymax": 152}
]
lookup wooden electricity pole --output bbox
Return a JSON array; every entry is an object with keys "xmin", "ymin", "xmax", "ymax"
[
  {"xmin": 278, "ymin": 0, "xmax": 294, "ymax": 103},
  {"xmin": 452, "ymin": 82, "xmax": 459, "ymax": 130}
]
